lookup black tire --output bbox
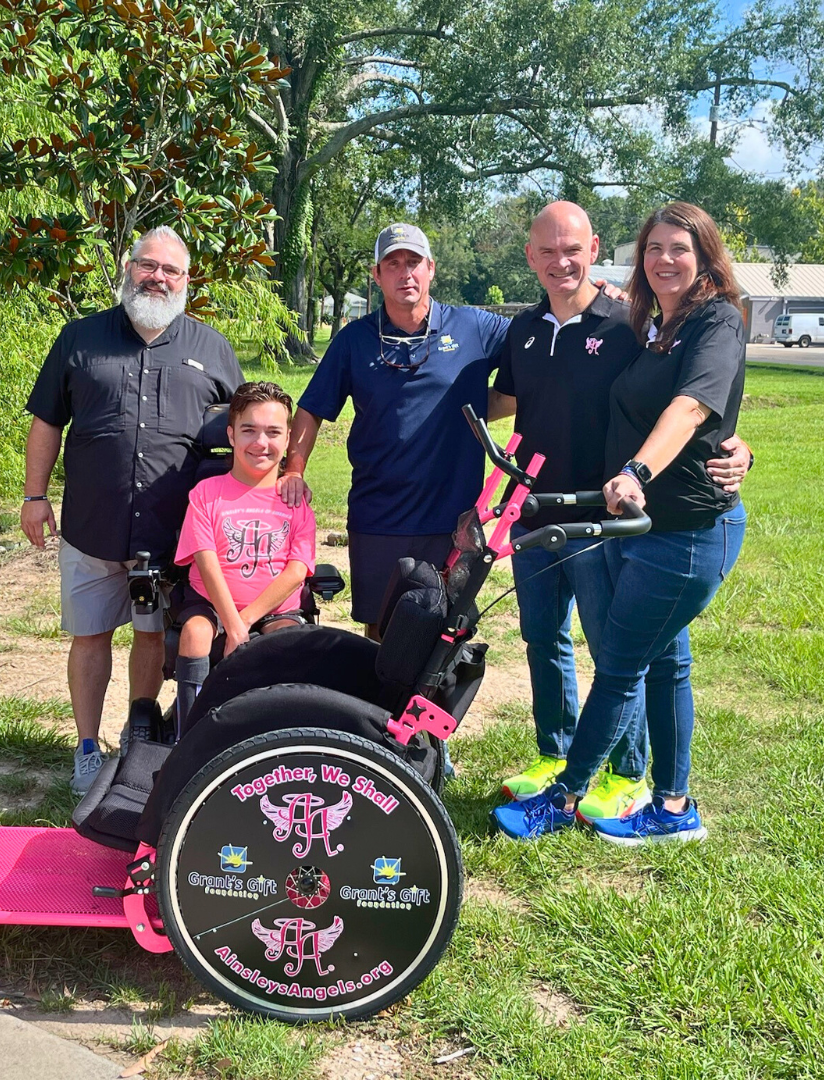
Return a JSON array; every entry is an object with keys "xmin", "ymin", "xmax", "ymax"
[
  {"xmin": 799, "ymin": 335, "xmax": 811, "ymax": 348},
  {"xmin": 155, "ymin": 727, "xmax": 462, "ymax": 1022},
  {"xmin": 782, "ymin": 342, "xmax": 793, "ymax": 348}
]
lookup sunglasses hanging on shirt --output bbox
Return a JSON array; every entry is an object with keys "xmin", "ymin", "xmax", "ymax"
[{"xmin": 378, "ymin": 306, "xmax": 433, "ymax": 370}]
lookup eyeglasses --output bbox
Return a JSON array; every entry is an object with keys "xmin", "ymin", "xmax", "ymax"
[
  {"xmin": 378, "ymin": 306, "xmax": 432, "ymax": 370},
  {"xmin": 132, "ymin": 257, "xmax": 187, "ymax": 280}
]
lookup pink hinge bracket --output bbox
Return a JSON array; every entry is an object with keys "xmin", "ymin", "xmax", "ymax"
[
  {"xmin": 123, "ymin": 843, "xmax": 173, "ymax": 954},
  {"xmin": 387, "ymin": 694, "xmax": 458, "ymax": 746}
]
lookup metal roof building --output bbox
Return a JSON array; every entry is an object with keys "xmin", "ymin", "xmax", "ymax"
[
  {"xmin": 593, "ymin": 262, "xmax": 824, "ymax": 341},
  {"xmin": 732, "ymin": 264, "xmax": 824, "ymax": 342}
]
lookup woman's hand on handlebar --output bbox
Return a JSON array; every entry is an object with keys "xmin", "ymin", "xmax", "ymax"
[{"xmin": 604, "ymin": 473, "xmax": 646, "ymax": 515}]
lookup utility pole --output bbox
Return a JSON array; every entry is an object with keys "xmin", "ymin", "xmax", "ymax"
[{"xmin": 709, "ymin": 74, "xmax": 721, "ymax": 146}]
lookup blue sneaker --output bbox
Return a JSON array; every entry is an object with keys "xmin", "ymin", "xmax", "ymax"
[
  {"xmin": 492, "ymin": 784, "xmax": 577, "ymax": 840},
  {"xmin": 591, "ymin": 796, "xmax": 708, "ymax": 847}
]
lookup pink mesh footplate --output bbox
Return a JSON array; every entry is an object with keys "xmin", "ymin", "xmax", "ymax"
[{"xmin": 0, "ymin": 826, "xmax": 148, "ymax": 928}]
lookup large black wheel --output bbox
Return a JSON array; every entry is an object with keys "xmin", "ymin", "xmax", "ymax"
[
  {"xmin": 799, "ymin": 334, "xmax": 811, "ymax": 348},
  {"xmin": 155, "ymin": 727, "xmax": 462, "ymax": 1022}
]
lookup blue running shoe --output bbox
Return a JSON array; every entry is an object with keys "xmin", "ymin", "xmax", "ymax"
[
  {"xmin": 592, "ymin": 795, "xmax": 708, "ymax": 847},
  {"xmin": 492, "ymin": 784, "xmax": 577, "ymax": 840}
]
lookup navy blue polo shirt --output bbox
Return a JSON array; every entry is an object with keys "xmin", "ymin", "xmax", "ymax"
[
  {"xmin": 494, "ymin": 288, "xmax": 642, "ymax": 527},
  {"xmin": 27, "ymin": 305, "xmax": 243, "ymax": 562},
  {"xmin": 298, "ymin": 301, "xmax": 510, "ymax": 534}
]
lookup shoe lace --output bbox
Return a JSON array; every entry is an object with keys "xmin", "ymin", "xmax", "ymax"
[
  {"xmin": 524, "ymin": 757, "xmax": 559, "ymax": 780},
  {"xmin": 79, "ymin": 750, "xmax": 102, "ymax": 774},
  {"xmin": 523, "ymin": 795, "xmax": 551, "ymax": 829},
  {"xmin": 599, "ymin": 769, "xmax": 624, "ymax": 795}
]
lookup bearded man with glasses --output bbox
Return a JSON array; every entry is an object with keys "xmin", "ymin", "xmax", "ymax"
[
  {"xmin": 280, "ymin": 223, "xmax": 510, "ymax": 641},
  {"xmin": 21, "ymin": 225, "xmax": 243, "ymax": 794}
]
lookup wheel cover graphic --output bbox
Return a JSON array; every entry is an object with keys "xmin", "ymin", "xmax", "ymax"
[{"xmin": 162, "ymin": 740, "xmax": 454, "ymax": 1018}]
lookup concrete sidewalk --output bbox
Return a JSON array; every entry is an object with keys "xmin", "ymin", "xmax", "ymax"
[{"xmin": 0, "ymin": 1011, "xmax": 136, "ymax": 1080}]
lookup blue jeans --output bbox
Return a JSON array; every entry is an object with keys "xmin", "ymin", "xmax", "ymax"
[
  {"xmin": 557, "ymin": 503, "xmax": 746, "ymax": 798},
  {"xmin": 511, "ymin": 523, "xmax": 647, "ymax": 779}
]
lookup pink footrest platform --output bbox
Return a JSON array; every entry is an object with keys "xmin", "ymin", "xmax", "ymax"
[{"xmin": 0, "ymin": 826, "xmax": 157, "ymax": 929}]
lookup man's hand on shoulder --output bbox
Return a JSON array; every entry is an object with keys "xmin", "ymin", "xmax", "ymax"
[
  {"xmin": 591, "ymin": 278, "xmax": 629, "ymax": 303},
  {"xmin": 277, "ymin": 471, "xmax": 313, "ymax": 507},
  {"xmin": 707, "ymin": 435, "xmax": 752, "ymax": 493},
  {"xmin": 20, "ymin": 498, "xmax": 57, "ymax": 548}
]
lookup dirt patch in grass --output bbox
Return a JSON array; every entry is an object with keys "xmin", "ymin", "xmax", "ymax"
[
  {"xmin": 530, "ymin": 981, "xmax": 584, "ymax": 1027},
  {"xmin": 0, "ymin": 761, "xmax": 53, "ymax": 812},
  {"xmin": 320, "ymin": 1033, "xmax": 481, "ymax": 1080},
  {"xmin": 464, "ymin": 875, "xmax": 530, "ymax": 916},
  {"xmin": 320, "ymin": 1035, "xmax": 408, "ymax": 1080}
]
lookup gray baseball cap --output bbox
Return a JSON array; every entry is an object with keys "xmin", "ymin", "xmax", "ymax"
[{"xmin": 374, "ymin": 223, "xmax": 432, "ymax": 263}]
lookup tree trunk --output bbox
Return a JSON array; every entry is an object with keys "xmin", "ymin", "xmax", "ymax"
[
  {"xmin": 272, "ymin": 156, "xmax": 315, "ymax": 361},
  {"xmin": 305, "ymin": 215, "xmax": 319, "ymax": 345},
  {"xmin": 330, "ymin": 287, "xmax": 346, "ymax": 339}
]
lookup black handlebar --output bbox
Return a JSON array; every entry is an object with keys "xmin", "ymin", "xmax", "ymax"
[
  {"xmin": 462, "ymin": 405, "xmax": 652, "ymax": 548},
  {"xmin": 462, "ymin": 404, "xmax": 531, "ymax": 485}
]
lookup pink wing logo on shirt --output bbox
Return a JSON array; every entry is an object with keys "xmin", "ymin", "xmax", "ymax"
[
  {"xmin": 585, "ymin": 337, "xmax": 603, "ymax": 355},
  {"xmin": 223, "ymin": 518, "xmax": 290, "ymax": 579}
]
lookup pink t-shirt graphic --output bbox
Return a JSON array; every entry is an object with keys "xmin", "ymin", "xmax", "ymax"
[{"xmin": 175, "ymin": 473, "xmax": 316, "ymax": 613}]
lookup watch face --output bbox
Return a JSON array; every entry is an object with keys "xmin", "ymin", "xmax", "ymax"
[{"xmin": 628, "ymin": 460, "xmax": 652, "ymax": 484}]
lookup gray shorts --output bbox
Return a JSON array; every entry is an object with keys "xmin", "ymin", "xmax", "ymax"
[
  {"xmin": 348, "ymin": 531, "xmax": 453, "ymax": 625},
  {"xmin": 59, "ymin": 539, "xmax": 169, "ymax": 636}
]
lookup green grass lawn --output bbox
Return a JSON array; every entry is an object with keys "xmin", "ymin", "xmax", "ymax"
[{"xmin": 1, "ymin": 362, "xmax": 823, "ymax": 1078}]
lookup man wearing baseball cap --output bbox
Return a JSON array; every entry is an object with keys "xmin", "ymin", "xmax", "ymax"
[{"xmin": 280, "ymin": 222, "xmax": 510, "ymax": 639}]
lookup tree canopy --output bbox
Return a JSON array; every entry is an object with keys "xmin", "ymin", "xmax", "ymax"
[
  {"xmin": 0, "ymin": 0, "xmax": 290, "ymax": 316},
  {"xmin": 232, "ymin": 0, "xmax": 824, "ymax": 325}
]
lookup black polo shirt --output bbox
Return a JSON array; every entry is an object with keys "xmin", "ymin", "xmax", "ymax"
[
  {"xmin": 604, "ymin": 300, "xmax": 745, "ymax": 532},
  {"xmin": 27, "ymin": 305, "xmax": 243, "ymax": 563},
  {"xmin": 494, "ymin": 288, "xmax": 642, "ymax": 526}
]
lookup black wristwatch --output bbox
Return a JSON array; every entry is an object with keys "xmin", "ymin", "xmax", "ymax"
[{"xmin": 621, "ymin": 459, "xmax": 653, "ymax": 488}]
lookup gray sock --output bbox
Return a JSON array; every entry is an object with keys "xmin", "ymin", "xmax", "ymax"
[{"xmin": 175, "ymin": 654, "xmax": 211, "ymax": 738}]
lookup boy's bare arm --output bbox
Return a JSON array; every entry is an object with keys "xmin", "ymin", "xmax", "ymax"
[
  {"xmin": 192, "ymin": 550, "xmax": 250, "ymax": 656},
  {"xmin": 239, "ymin": 560, "xmax": 309, "ymax": 628}
]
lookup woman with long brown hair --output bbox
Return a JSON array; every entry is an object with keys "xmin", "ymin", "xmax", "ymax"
[{"xmin": 497, "ymin": 202, "xmax": 747, "ymax": 844}]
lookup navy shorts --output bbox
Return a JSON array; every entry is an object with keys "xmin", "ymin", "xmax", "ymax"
[
  {"xmin": 347, "ymin": 531, "xmax": 453, "ymax": 625},
  {"xmin": 171, "ymin": 582, "xmax": 304, "ymax": 635}
]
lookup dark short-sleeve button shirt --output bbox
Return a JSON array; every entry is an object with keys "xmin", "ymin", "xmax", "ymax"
[
  {"xmin": 26, "ymin": 305, "xmax": 243, "ymax": 562},
  {"xmin": 298, "ymin": 301, "xmax": 510, "ymax": 535},
  {"xmin": 494, "ymin": 289, "xmax": 641, "ymax": 526},
  {"xmin": 604, "ymin": 299, "xmax": 746, "ymax": 531}
]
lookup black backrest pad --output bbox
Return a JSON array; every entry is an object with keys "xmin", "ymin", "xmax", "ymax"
[
  {"xmin": 375, "ymin": 559, "xmax": 447, "ymax": 690},
  {"xmin": 136, "ymin": 682, "xmax": 437, "ymax": 847}
]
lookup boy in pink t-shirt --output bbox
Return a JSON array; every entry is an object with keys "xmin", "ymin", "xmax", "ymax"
[{"xmin": 173, "ymin": 382, "xmax": 316, "ymax": 729}]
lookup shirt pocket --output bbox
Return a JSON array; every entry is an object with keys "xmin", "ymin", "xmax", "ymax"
[
  {"xmin": 159, "ymin": 360, "xmax": 216, "ymax": 436},
  {"xmin": 70, "ymin": 358, "xmax": 127, "ymax": 436}
]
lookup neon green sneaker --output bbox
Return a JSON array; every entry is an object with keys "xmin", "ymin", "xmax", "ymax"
[
  {"xmin": 576, "ymin": 768, "xmax": 652, "ymax": 823},
  {"xmin": 501, "ymin": 755, "xmax": 566, "ymax": 801}
]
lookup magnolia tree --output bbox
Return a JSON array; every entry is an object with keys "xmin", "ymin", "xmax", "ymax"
[{"xmin": 0, "ymin": 0, "xmax": 292, "ymax": 323}]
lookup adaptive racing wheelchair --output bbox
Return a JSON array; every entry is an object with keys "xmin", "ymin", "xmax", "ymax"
[{"xmin": 0, "ymin": 407, "xmax": 650, "ymax": 1023}]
